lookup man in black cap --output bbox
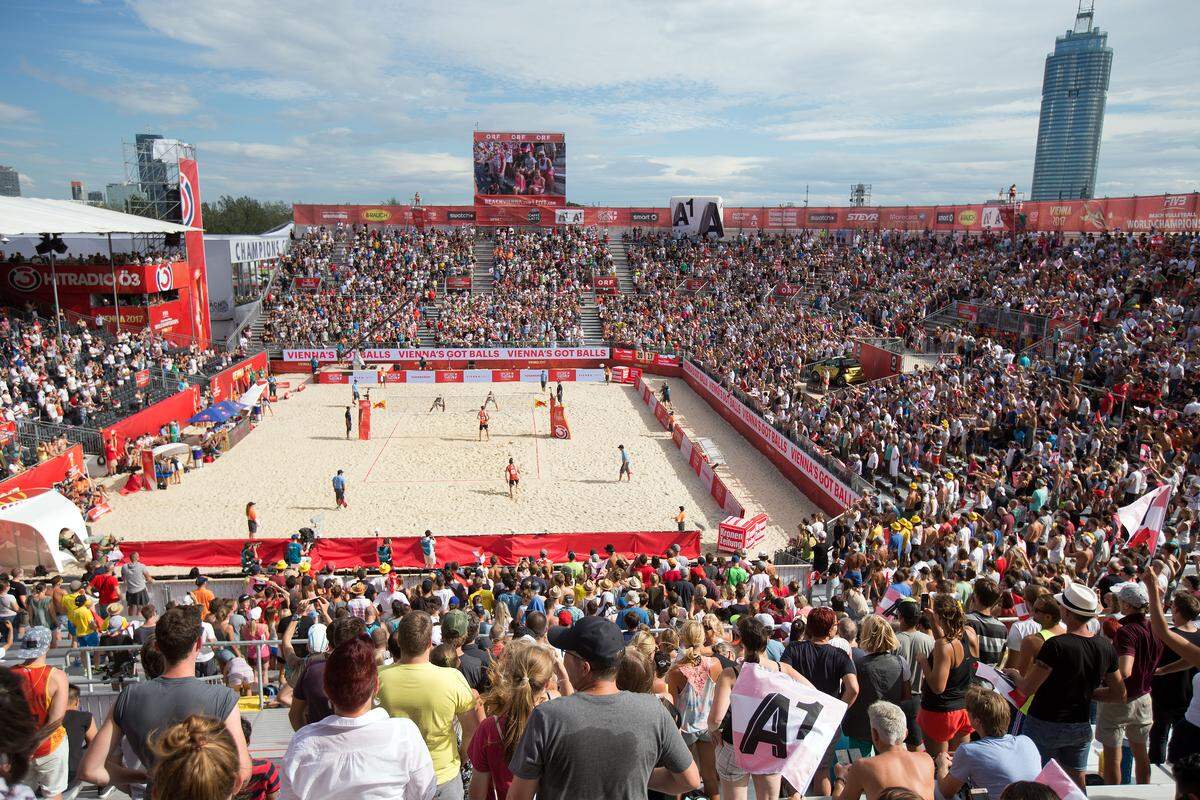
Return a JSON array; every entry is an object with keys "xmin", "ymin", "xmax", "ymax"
[{"xmin": 507, "ymin": 616, "xmax": 699, "ymax": 800}]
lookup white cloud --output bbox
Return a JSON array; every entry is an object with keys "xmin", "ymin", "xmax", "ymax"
[
  {"xmin": 201, "ymin": 141, "xmax": 306, "ymax": 161},
  {"xmin": 0, "ymin": 101, "xmax": 38, "ymax": 125},
  {"xmin": 18, "ymin": 173, "xmax": 35, "ymax": 188}
]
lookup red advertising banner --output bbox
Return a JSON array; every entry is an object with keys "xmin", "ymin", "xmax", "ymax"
[
  {"xmin": 0, "ymin": 445, "xmax": 85, "ymax": 505},
  {"xmin": 774, "ymin": 283, "xmax": 801, "ymax": 298},
  {"xmin": 178, "ymin": 158, "xmax": 211, "ymax": 343},
  {"xmin": 209, "ymin": 352, "xmax": 268, "ymax": 404},
  {"xmin": 292, "ymin": 277, "xmax": 322, "ymax": 291},
  {"xmin": 684, "ymin": 278, "xmax": 709, "ymax": 292},
  {"xmin": 141, "ymin": 449, "xmax": 157, "ymax": 491},
  {"xmin": 134, "ymin": 369, "xmax": 150, "ymax": 388},
  {"xmin": 0, "ymin": 420, "xmax": 14, "ymax": 446},
  {"xmin": 101, "ymin": 385, "xmax": 200, "ymax": 449},
  {"xmin": 446, "ymin": 276, "xmax": 471, "ymax": 291},
  {"xmin": 549, "ymin": 369, "xmax": 576, "ymax": 382},
  {"xmin": 358, "ymin": 398, "xmax": 371, "ymax": 440},
  {"xmin": 594, "ymin": 275, "xmax": 618, "ymax": 295},
  {"xmin": 435, "ymin": 370, "xmax": 464, "ymax": 383}
]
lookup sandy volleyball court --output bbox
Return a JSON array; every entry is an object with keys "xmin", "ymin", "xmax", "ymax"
[{"xmin": 93, "ymin": 375, "xmax": 820, "ymax": 550}]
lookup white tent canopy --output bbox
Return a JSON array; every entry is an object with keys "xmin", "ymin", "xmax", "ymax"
[
  {"xmin": 0, "ymin": 490, "xmax": 87, "ymax": 572},
  {"xmin": 152, "ymin": 442, "xmax": 192, "ymax": 460},
  {"xmin": 0, "ymin": 197, "xmax": 199, "ymax": 236}
]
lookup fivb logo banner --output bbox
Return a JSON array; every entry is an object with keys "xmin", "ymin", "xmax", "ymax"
[
  {"xmin": 671, "ymin": 196, "xmax": 724, "ymax": 238},
  {"xmin": 731, "ymin": 663, "xmax": 846, "ymax": 790}
]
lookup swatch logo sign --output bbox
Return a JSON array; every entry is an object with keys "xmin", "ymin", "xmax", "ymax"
[{"xmin": 7, "ymin": 265, "xmax": 42, "ymax": 293}]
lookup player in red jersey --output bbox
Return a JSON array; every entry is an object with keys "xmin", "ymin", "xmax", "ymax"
[
  {"xmin": 478, "ymin": 406, "xmax": 490, "ymax": 441},
  {"xmin": 504, "ymin": 457, "xmax": 521, "ymax": 500}
]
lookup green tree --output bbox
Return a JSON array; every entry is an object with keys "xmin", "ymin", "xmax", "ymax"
[{"xmin": 200, "ymin": 195, "xmax": 293, "ymax": 234}]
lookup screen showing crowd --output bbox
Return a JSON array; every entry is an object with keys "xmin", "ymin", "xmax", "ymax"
[{"xmin": 473, "ymin": 134, "xmax": 566, "ymax": 197}]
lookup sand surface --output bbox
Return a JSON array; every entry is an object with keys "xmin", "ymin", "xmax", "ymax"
[{"xmin": 93, "ymin": 375, "xmax": 820, "ymax": 550}]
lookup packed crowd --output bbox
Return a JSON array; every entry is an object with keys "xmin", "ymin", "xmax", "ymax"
[
  {"xmin": 261, "ymin": 227, "xmax": 475, "ymax": 348},
  {"xmin": 4, "ymin": 527, "xmax": 1200, "ymax": 799},
  {"xmin": 429, "ymin": 227, "xmax": 610, "ymax": 347},
  {"xmin": 0, "ymin": 311, "xmax": 226, "ymax": 430}
]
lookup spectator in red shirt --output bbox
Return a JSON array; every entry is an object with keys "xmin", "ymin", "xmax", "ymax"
[
  {"xmin": 89, "ymin": 567, "xmax": 120, "ymax": 614},
  {"xmin": 239, "ymin": 717, "xmax": 280, "ymax": 800}
]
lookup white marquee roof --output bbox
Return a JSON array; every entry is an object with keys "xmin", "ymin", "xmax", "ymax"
[{"xmin": 0, "ymin": 197, "xmax": 199, "ymax": 236}]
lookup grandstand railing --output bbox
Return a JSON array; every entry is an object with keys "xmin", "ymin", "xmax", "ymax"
[{"xmin": 16, "ymin": 417, "xmax": 103, "ymax": 459}]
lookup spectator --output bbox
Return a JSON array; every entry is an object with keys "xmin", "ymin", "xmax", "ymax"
[
  {"xmin": 10, "ymin": 627, "xmax": 68, "ymax": 799},
  {"xmin": 149, "ymin": 715, "xmax": 240, "ymax": 800},
  {"xmin": 934, "ymin": 686, "xmax": 1041, "ymax": 799},
  {"xmin": 1149, "ymin": 591, "xmax": 1200, "ymax": 765},
  {"xmin": 843, "ymin": 615, "xmax": 912, "ymax": 756},
  {"xmin": 61, "ymin": 684, "xmax": 97, "ymax": 800},
  {"xmin": 507, "ymin": 616, "xmax": 699, "ymax": 799},
  {"xmin": 965, "ymin": 577, "xmax": 1007, "ymax": 666},
  {"xmin": 1005, "ymin": 583, "xmax": 1124, "ymax": 790},
  {"xmin": 832, "ymin": 701, "xmax": 934, "ymax": 800},
  {"xmin": 280, "ymin": 637, "xmax": 435, "ymax": 800},
  {"xmin": 289, "ymin": 615, "xmax": 365, "ymax": 730},
  {"xmin": 781, "ymin": 606, "xmax": 859, "ymax": 796},
  {"xmin": 915, "ymin": 594, "xmax": 977, "ymax": 759},
  {"xmin": 80, "ymin": 607, "xmax": 252, "ymax": 793},
  {"xmin": 467, "ymin": 640, "xmax": 559, "ymax": 800},
  {"xmin": 0, "ymin": 664, "xmax": 42, "ymax": 800},
  {"xmin": 378, "ymin": 611, "xmax": 482, "ymax": 800}
]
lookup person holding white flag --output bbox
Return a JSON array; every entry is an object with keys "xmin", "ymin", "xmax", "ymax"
[{"xmin": 1118, "ymin": 484, "xmax": 1173, "ymax": 555}]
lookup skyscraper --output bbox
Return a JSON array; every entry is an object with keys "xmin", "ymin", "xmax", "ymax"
[
  {"xmin": 0, "ymin": 165, "xmax": 19, "ymax": 197},
  {"xmin": 1030, "ymin": 1, "xmax": 1113, "ymax": 201}
]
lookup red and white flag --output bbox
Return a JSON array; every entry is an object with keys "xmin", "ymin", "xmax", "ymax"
[
  {"xmin": 1117, "ymin": 484, "xmax": 1172, "ymax": 556},
  {"xmin": 874, "ymin": 586, "xmax": 904, "ymax": 616}
]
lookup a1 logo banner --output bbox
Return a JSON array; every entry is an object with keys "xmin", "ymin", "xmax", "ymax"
[{"xmin": 730, "ymin": 663, "xmax": 847, "ymax": 791}]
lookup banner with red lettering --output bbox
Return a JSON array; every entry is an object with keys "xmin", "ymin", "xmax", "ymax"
[
  {"xmin": 134, "ymin": 369, "xmax": 150, "ymax": 388},
  {"xmin": 594, "ymin": 275, "xmax": 618, "ymax": 295},
  {"xmin": 292, "ymin": 277, "xmax": 322, "ymax": 291}
]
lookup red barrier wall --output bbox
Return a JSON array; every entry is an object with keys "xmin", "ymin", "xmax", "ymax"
[
  {"xmin": 101, "ymin": 386, "xmax": 201, "ymax": 448},
  {"xmin": 680, "ymin": 361, "xmax": 858, "ymax": 515},
  {"xmin": 0, "ymin": 445, "xmax": 85, "ymax": 504},
  {"xmin": 857, "ymin": 342, "xmax": 902, "ymax": 381},
  {"xmin": 209, "ymin": 352, "xmax": 269, "ymax": 403},
  {"xmin": 122, "ymin": 530, "xmax": 700, "ymax": 570}
]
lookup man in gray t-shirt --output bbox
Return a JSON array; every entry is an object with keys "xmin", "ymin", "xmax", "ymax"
[
  {"xmin": 120, "ymin": 552, "xmax": 153, "ymax": 607},
  {"xmin": 113, "ymin": 676, "xmax": 238, "ymax": 766},
  {"xmin": 508, "ymin": 617, "xmax": 698, "ymax": 800}
]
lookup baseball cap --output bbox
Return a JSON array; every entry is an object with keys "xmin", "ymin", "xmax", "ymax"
[
  {"xmin": 548, "ymin": 616, "xmax": 625, "ymax": 666},
  {"xmin": 306, "ymin": 623, "xmax": 329, "ymax": 653},
  {"xmin": 442, "ymin": 610, "xmax": 469, "ymax": 639},
  {"xmin": 1118, "ymin": 583, "xmax": 1149, "ymax": 609},
  {"xmin": 12, "ymin": 626, "xmax": 52, "ymax": 660},
  {"xmin": 754, "ymin": 613, "xmax": 776, "ymax": 630}
]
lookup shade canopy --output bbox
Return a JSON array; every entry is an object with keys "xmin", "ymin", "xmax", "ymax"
[
  {"xmin": 189, "ymin": 400, "xmax": 244, "ymax": 424},
  {"xmin": 0, "ymin": 490, "xmax": 87, "ymax": 572},
  {"xmin": 0, "ymin": 197, "xmax": 199, "ymax": 236}
]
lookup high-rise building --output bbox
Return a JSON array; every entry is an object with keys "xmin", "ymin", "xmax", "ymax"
[
  {"xmin": 70, "ymin": 180, "xmax": 83, "ymax": 201},
  {"xmin": 0, "ymin": 165, "xmax": 19, "ymax": 197},
  {"xmin": 1030, "ymin": 1, "xmax": 1113, "ymax": 201},
  {"xmin": 87, "ymin": 191, "xmax": 104, "ymax": 203},
  {"xmin": 106, "ymin": 181, "xmax": 143, "ymax": 211}
]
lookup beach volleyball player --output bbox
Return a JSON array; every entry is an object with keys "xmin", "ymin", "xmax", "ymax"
[
  {"xmin": 478, "ymin": 406, "xmax": 490, "ymax": 441},
  {"xmin": 505, "ymin": 458, "xmax": 521, "ymax": 500}
]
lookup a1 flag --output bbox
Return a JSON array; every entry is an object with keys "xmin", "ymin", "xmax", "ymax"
[
  {"xmin": 1034, "ymin": 759, "xmax": 1086, "ymax": 800},
  {"xmin": 1117, "ymin": 484, "xmax": 1171, "ymax": 556}
]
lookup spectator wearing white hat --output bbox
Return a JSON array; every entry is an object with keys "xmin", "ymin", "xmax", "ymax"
[
  {"xmin": 1004, "ymin": 582, "xmax": 1125, "ymax": 790},
  {"xmin": 1095, "ymin": 582, "xmax": 1163, "ymax": 785}
]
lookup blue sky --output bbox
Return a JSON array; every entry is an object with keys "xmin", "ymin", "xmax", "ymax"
[{"xmin": 1, "ymin": 0, "xmax": 1197, "ymax": 206}]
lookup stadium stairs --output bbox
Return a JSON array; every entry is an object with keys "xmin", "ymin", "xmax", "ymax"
[
  {"xmin": 607, "ymin": 238, "xmax": 636, "ymax": 293},
  {"xmin": 471, "ymin": 240, "xmax": 495, "ymax": 295},
  {"xmin": 579, "ymin": 292, "xmax": 604, "ymax": 345}
]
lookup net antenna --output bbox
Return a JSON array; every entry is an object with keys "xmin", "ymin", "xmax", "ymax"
[{"xmin": 1074, "ymin": 0, "xmax": 1095, "ymax": 34}]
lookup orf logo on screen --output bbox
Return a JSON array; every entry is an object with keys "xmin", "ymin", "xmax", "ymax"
[
  {"xmin": 7, "ymin": 265, "xmax": 42, "ymax": 293},
  {"xmin": 958, "ymin": 210, "xmax": 978, "ymax": 225},
  {"xmin": 179, "ymin": 171, "xmax": 196, "ymax": 227},
  {"xmin": 154, "ymin": 264, "xmax": 172, "ymax": 291},
  {"xmin": 361, "ymin": 209, "xmax": 391, "ymax": 222}
]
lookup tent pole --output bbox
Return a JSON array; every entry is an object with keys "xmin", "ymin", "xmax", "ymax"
[{"xmin": 108, "ymin": 233, "xmax": 120, "ymax": 333}]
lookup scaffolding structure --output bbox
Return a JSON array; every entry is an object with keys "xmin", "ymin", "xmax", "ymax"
[
  {"xmin": 121, "ymin": 134, "xmax": 195, "ymax": 254},
  {"xmin": 849, "ymin": 183, "xmax": 872, "ymax": 207}
]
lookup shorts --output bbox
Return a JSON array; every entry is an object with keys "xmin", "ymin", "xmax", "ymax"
[
  {"xmin": 916, "ymin": 707, "xmax": 973, "ymax": 744},
  {"xmin": 126, "ymin": 590, "xmax": 149, "ymax": 608},
  {"xmin": 479, "ymin": 424, "xmax": 488, "ymax": 431},
  {"xmin": 508, "ymin": 479, "xmax": 519, "ymax": 487},
  {"xmin": 248, "ymin": 520, "xmax": 258, "ymax": 535},
  {"xmin": 1097, "ymin": 694, "xmax": 1153, "ymax": 747},
  {"xmin": 77, "ymin": 632, "xmax": 99, "ymax": 648},
  {"xmin": 1022, "ymin": 715, "xmax": 1093, "ymax": 772},
  {"xmin": 715, "ymin": 740, "xmax": 748, "ymax": 782},
  {"xmin": 25, "ymin": 737, "xmax": 69, "ymax": 796},
  {"xmin": 619, "ymin": 462, "xmax": 631, "ymax": 475}
]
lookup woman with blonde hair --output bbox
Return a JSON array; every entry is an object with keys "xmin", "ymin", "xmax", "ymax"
[
  {"xmin": 150, "ymin": 715, "xmax": 240, "ymax": 800},
  {"xmin": 468, "ymin": 642, "xmax": 558, "ymax": 800},
  {"xmin": 667, "ymin": 619, "xmax": 724, "ymax": 799},
  {"xmin": 702, "ymin": 613, "xmax": 725, "ymax": 650},
  {"xmin": 842, "ymin": 614, "xmax": 912, "ymax": 756}
]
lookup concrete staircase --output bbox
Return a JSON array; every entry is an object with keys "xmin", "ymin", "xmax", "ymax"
[
  {"xmin": 472, "ymin": 240, "xmax": 495, "ymax": 295},
  {"xmin": 607, "ymin": 239, "xmax": 635, "ymax": 293},
  {"xmin": 579, "ymin": 292, "xmax": 604, "ymax": 345},
  {"xmin": 419, "ymin": 303, "xmax": 440, "ymax": 346}
]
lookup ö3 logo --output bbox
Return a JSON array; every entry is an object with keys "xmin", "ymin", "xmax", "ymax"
[
  {"xmin": 155, "ymin": 264, "xmax": 172, "ymax": 291},
  {"xmin": 179, "ymin": 170, "xmax": 196, "ymax": 227},
  {"xmin": 7, "ymin": 265, "xmax": 43, "ymax": 293}
]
